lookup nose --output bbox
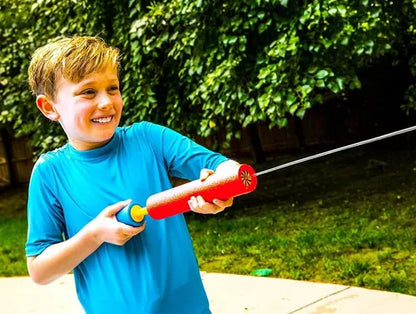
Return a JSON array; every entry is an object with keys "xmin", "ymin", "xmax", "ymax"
[{"xmin": 97, "ymin": 92, "xmax": 113, "ymax": 110}]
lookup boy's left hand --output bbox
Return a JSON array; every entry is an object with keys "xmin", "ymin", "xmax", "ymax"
[{"xmin": 187, "ymin": 168, "xmax": 234, "ymax": 215}]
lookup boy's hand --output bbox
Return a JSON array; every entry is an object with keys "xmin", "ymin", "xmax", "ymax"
[
  {"xmin": 89, "ymin": 200, "xmax": 145, "ymax": 246},
  {"xmin": 187, "ymin": 168, "xmax": 234, "ymax": 215}
]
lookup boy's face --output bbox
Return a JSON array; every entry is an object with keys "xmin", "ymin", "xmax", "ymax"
[{"xmin": 41, "ymin": 66, "xmax": 123, "ymax": 151}]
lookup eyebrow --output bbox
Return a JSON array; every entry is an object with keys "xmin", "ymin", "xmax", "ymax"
[{"xmin": 76, "ymin": 77, "xmax": 119, "ymax": 88}]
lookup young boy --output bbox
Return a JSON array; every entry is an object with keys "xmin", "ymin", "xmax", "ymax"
[{"xmin": 25, "ymin": 36, "xmax": 238, "ymax": 314}]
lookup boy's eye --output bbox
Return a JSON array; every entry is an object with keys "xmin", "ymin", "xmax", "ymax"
[
  {"xmin": 108, "ymin": 85, "xmax": 119, "ymax": 92},
  {"xmin": 80, "ymin": 89, "xmax": 96, "ymax": 95}
]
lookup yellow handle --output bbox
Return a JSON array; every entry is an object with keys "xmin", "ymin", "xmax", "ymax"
[{"xmin": 130, "ymin": 205, "xmax": 148, "ymax": 223}]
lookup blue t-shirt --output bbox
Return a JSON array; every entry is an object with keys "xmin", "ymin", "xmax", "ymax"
[{"xmin": 25, "ymin": 122, "xmax": 228, "ymax": 314}]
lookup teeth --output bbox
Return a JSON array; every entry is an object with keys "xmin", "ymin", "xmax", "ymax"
[{"xmin": 92, "ymin": 117, "xmax": 112, "ymax": 123}]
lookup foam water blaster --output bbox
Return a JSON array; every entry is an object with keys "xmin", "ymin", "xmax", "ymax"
[{"xmin": 116, "ymin": 164, "xmax": 257, "ymax": 226}]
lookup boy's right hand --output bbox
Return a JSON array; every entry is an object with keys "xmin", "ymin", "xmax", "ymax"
[{"xmin": 88, "ymin": 200, "xmax": 146, "ymax": 246}]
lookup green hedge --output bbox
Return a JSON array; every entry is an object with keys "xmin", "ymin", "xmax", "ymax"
[{"xmin": 1, "ymin": 0, "xmax": 415, "ymax": 155}]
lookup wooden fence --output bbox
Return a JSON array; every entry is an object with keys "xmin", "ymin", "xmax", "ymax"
[
  {"xmin": 0, "ymin": 130, "xmax": 33, "ymax": 188},
  {"xmin": 0, "ymin": 98, "xmax": 411, "ymax": 188}
]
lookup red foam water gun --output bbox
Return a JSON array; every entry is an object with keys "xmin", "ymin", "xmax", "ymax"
[
  {"xmin": 116, "ymin": 164, "xmax": 257, "ymax": 226},
  {"xmin": 116, "ymin": 125, "xmax": 416, "ymax": 226}
]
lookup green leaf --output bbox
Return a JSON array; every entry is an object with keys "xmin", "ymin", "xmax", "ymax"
[
  {"xmin": 286, "ymin": 93, "xmax": 297, "ymax": 106},
  {"xmin": 308, "ymin": 67, "xmax": 319, "ymax": 74},
  {"xmin": 316, "ymin": 80, "xmax": 326, "ymax": 88},
  {"xmin": 258, "ymin": 94, "xmax": 270, "ymax": 110},
  {"xmin": 316, "ymin": 70, "xmax": 329, "ymax": 79},
  {"xmin": 289, "ymin": 104, "xmax": 297, "ymax": 115},
  {"xmin": 336, "ymin": 77, "xmax": 344, "ymax": 91}
]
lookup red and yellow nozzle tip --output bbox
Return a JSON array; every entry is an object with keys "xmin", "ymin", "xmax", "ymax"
[{"xmin": 130, "ymin": 205, "xmax": 148, "ymax": 223}]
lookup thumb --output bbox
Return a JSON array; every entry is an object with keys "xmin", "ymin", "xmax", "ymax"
[
  {"xmin": 104, "ymin": 199, "xmax": 132, "ymax": 217},
  {"xmin": 199, "ymin": 169, "xmax": 214, "ymax": 182}
]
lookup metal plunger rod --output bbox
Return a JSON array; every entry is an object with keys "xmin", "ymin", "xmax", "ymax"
[{"xmin": 256, "ymin": 125, "xmax": 416, "ymax": 177}]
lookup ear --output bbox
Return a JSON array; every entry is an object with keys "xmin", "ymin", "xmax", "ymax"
[{"xmin": 36, "ymin": 95, "xmax": 60, "ymax": 121}]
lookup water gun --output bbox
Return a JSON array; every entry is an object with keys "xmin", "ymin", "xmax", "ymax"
[{"xmin": 116, "ymin": 164, "xmax": 257, "ymax": 226}]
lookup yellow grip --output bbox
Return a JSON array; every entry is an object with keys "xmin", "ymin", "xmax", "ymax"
[{"xmin": 130, "ymin": 205, "xmax": 148, "ymax": 223}]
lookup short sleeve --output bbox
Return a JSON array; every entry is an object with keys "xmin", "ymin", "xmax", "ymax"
[
  {"xmin": 138, "ymin": 122, "xmax": 228, "ymax": 180},
  {"xmin": 25, "ymin": 157, "xmax": 66, "ymax": 257}
]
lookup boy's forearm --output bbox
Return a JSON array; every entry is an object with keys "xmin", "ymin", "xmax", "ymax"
[{"xmin": 27, "ymin": 222, "xmax": 102, "ymax": 285}]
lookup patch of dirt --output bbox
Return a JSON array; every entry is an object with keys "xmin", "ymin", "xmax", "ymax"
[{"xmin": 0, "ymin": 184, "xmax": 28, "ymax": 219}]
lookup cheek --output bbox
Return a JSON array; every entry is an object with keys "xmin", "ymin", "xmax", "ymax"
[
  {"xmin": 115, "ymin": 97, "xmax": 124, "ymax": 114},
  {"xmin": 116, "ymin": 95, "xmax": 123, "ymax": 108},
  {"xmin": 72, "ymin": 105, "xmax": 95, "ymax": 124}
]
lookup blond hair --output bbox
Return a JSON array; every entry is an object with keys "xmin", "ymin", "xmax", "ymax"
[{"xmin": 28, "ymin": 36, "xmax": 121, "ymax": 100}]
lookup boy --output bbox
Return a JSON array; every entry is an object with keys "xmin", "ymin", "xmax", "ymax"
[{"xmin": 25, "ymin": 36, "xmax": 238, "ymax": 313}]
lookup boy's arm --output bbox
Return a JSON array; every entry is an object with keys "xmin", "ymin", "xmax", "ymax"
[
  {"xmin": 27, "ymin": 200, "xmax": 145, "ymax": 285},
  {"xmin": 27, "ymin": 224, "xmax": 102, "ymax": 285}
]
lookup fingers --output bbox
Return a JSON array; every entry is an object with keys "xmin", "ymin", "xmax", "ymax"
[
  {"xmin": 110, "ymin": 220, "xmax": 146, "ymax": 246},
  {"xmin": 103, "ymin": 199, "xmax": 132, "ymax": 217},
  {"xmin": 188, "ymin": 196, "xmax": 208, "ymax": 212},
  {"xmin": 122, "ymin": 221, "xmax": 146, "ymax": 235},
  {"xmin": 106, "ymin": 219, "xmax": 146, "ymax": 246},
  {"xmin": 188, "ymin": 195, "xmax": 233, "ymax": 215},
  {"xmin": 120, "ymin": 221, "xmax": 146, "ymax": 239},
  {"xmin": 93, "ymin": 200, "xmax": 145, "ymax": 246},
  {"xmin": 213, "ymin": 197, "xmax": 233, "ymax": 208}
]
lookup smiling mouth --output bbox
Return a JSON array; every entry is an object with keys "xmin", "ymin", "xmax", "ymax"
[{"xmin": 91, "ymin": 116, "xmax": 113, "ymax": 123}]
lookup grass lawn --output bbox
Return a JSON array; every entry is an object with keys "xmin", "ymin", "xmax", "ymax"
[
  {"xmin": 0, "ymin": 183, "xmax": 28, "ymax": 277},
  {"xmin": 187, "ymin": 142, "xmax": 416, "ymax": 296},
  {"xmin": 1, "ymin": 141, "xmax": 415, "ymax": 296}
]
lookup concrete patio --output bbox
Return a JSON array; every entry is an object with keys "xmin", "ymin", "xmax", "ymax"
[{"xmin": 1, "ymin": 272, "xmax": 416, "ymax": 313}]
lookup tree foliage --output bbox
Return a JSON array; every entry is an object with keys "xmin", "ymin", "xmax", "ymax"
[{"xmin": 1, "ymin": 0, "xmax": 416, "ymax": 155}]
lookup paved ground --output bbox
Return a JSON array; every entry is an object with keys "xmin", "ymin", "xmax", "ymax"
[{"xmin": 1, "ymin": 273, "xmax": 416, "ymax": 313}]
